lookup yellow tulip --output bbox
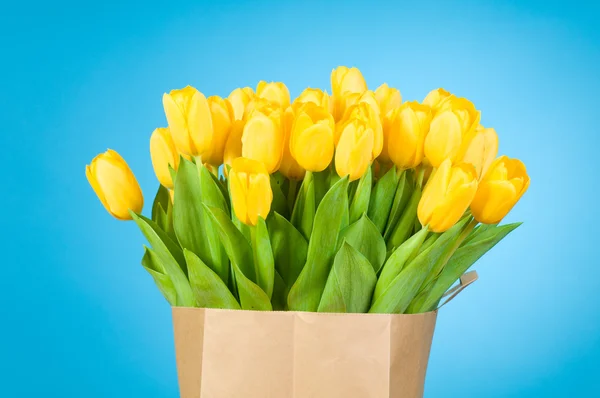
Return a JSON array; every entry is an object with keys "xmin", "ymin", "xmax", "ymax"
[
  {"xmin": 292, "ymin": 88, "xmax": 332, "ymax": 114},
  {"xmin": 423, "ymin": 88, "xmax": 452, "ymax": 112},
  {"xmin": 279, "ymin": 107, "xmax": 305, "ymax": 180},
  {"xmin": 229, "ymin": 157, "xmax": 273, "ymax": 226},
  {"xmin": 387, "ymin": 101, "xmax": 432, "ymax": 169},
  {"xmin": 228, "ymin": 87, "xmax": 254, "ymax": 121},
  {"xmin": 374, "ymin": 83, "xmax": 402, "ymax": 117},
  {"xmin": 418, "ymin": 159, "xmax": 478, "ymax": 233},
  {"xmin": 203, "ymin": 96, "xmax": 234, "ymax": 166},
  {"xmin": 149, "ymin": 127, "xmax": 179, "ymax": 189},
  {"xmin": 85, "ymin": 149, "xmax": 144, "ymax": 220},
  {"xmin": 290, "ymin": 103, "xmax": 335, "ymax": 172},
  {"xmin": 337, "ymin": 102, "xmax": 383, "ymax": 159},
  {"xmin": 223, "ymin": 119, "xmax": 246, "ymax": 172},
  {"xmin": 162, "ymin": 86, "xmax": 213, "ymax": 157},
  {"xmin": 256, "ymin": 81, "xmax": 291, "ymax": 109},
  {"xmin": 438, "ymin": 96, "xmax": 480, "ymax": 138},
  {"xmin": 458, "ymin": 125, "xmax": 499, "ymax": 179},
  {"xmin": 470, "ymin": 156, "xmax": 530, "ymax": 224},
  {"xmin": 335, "ymin": 117, "xmax": 374, "ymax": 181},
  {"xmin": 241, "ymin": 101, "xmax": 284, "ymax": 173},
  {"xmin": 331, "ymin": 66, "xmax": 367, "ymax": 120}
]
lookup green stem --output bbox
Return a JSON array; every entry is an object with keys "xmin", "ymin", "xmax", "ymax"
[
  {"xmin": 287, "ymin": 178, "xmax": 299, "ymax": 213},
  {"xmin": 416, "ymin": 167, "xmax": 426, "ymax": 189}
]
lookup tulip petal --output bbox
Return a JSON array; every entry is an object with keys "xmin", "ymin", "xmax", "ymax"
[{"xmin": 425, "ymin": 111, "xmax": 462, "ymax": 167}]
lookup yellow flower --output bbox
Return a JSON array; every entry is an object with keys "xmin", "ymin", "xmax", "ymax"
[
  {"xmin": 223, "ymin": 119, "xmax": 246, "ymax": 173},
  {"xmin": 241, "ymin": 101, "xmax": 284, "ymax": 173},
  {"xmin": 335, "ymin": 117, "xmax": 374, "ymax": 181},
  {"xmin": 256, "ymin": 81, "xmax": 291, "ymax": 109},
  {"xmin": 337, "ymin": 101, "xmax": 383, "ymax": 159},
  {"xmin": 418, "ymin": 159, "xmax": 478, "ymax": 233},
  {"xmin": 229, "ymin": 157, "xmax": 273, "ymax": 226},
  {"xmin": 438, "ymin": 96, "xmax": 480, "ymax": 138},
  {"xmin": 470, "ymin": 156, "xmax": 530, "ymax": 224},
  {"xmin": 228, "ymin": 87, "xmax": 254, "ymax": 121},
  {"xmin": 458, "ymin": 125, "xmax": 499, "ymax": 179},
  {"xmin": 203, "ymin": 96, "xmax": 234, "ymax": 166},
  {"xmin": 86, "ymin": 149, "xmax": 144, "ymax": 220},
  {"xmin": 162, "ymin": 86, "xmax": 213, "ymax": 157},
  {"xmin": 279, "ymin": 107, "xmax": 305, "ymax": 180},
  {"xmin": 290, "ymin": 103, "xmax": 335, "ymax": 172},
  {"xmin": 374, "ymin": 83, "xmax": 402, "ymax": 117},
  {"xmin": 292, "ymin": 88, "xmax": 332, "ymax": 114},
  {"xmin": 150, "ymin": 127, "xmax": 179, "ymax": 189},
  {"xmin": 331, "ymin": 66, "xmax": 367, "ymax": 120},
  {"xmin": 423, "ymin": 88, "xmax": 452, "ymax": 112},
  {"xmin": 386, "ymin": 101, "xmax": 432, "ymax": 169}
]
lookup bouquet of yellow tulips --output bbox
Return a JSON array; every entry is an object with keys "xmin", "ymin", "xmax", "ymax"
[{"xmin": 86, "ymin": 66, "xmax": 529, "ymax": 315}]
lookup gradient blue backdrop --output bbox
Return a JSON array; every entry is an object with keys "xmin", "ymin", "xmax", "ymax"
[{"xmin": 2, "ymin": 1, "xmax": 599, "ymax": 396}]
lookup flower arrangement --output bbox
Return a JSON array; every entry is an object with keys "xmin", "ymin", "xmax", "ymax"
[{"xmin": 86, "ymin": 66, "xmax": 529, "ymax": 314}]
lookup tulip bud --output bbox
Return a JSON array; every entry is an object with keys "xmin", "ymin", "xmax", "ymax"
[
  {"xmin": 423, "ymin": 88, "xmax": 452, "ymax": 112},
  {"xmin": 418, "ymin": 159, "xmax": 478, "ymax": 233},
  {"xmin": 331, "ymin": 66, "xmax": 367, "ymax": 120},
  {"xmin": 335, "ymin": 117, "xmax": 374, "ymax": 181},
  {"xmin": 438, "ymin": 96, "xmax": 480, "ymax": 138},
  {"xmin": 337, "ymin": 102, "xmax": 383, "ymax": 159},
  {"xmin": 86, "ymin": 149, "xmax": 144, "ymax": 220},
  {"xmin": 292, "ymin": 88, "xmax": 332, "ymax": 114},
  {"xmin": 256, "ymin": 81, "xmax": 291, "ymax": 109},
  {"xmin": 162, "ymin": 86, "xmax": 213, "ymax": 157},
  {"xmin": 223, "ymin": 119, "xmax": 246, "ymax": 172},
  {"xmin": 458, "ymin": 125, "xmax": 499, "ymax": 179},
  {"xmin": 242, "ymin": 101, "xmax": 284, "ymax": 173},
  {"xmin": 386, "ymin": 101, "xmax": 432, "ymax": 169},
  {"xmin": 374, "ymin": 83, "xmax": 402, "ymax": 117},
  {"xmin": 149, "ymin": 127, "xmax": 179, "ymax": 189},
  {"xmin": 279, "ymin": 107, "xmax": 305, "ymax": 180},
  {"xmin": 229, "ymin": 157, "xmax": 273, "ymax": 226},
  {"xmin": 290, "ymin": 103, "xmax": 335, "ymax": 172},
  {"xmin": 470, "ymin": 156, "xmax": 530, "ymax": 224},
  {"xmin": 203, "ymin": 96, "xmax": 234, "ymax": 166},
  {"xmin": 228, "ymin": 87, "xmax": 254, "ymax": 121}
]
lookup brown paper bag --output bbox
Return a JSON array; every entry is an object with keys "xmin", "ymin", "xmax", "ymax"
[{"xmin": 172, "ymin": 272, "xmax": 478, "ymax": 398}]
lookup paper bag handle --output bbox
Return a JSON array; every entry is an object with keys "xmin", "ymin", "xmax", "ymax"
[{"xmin": 436, "ymin": 271, "xmax": 478, "ymax": 310}]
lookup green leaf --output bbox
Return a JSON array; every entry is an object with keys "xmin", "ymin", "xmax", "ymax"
[
  {"xmin": 184, "ymin": 249, "xmax": 240, "ymax": 309},
  {"xmin": 271, "ymin": 270, "xmax": 288, "ymax": 311},
  {"xmin": 141, "ymin": 247, "xmax": 177, "ymax": 305},
  {"xmin": 317, "ymin": 242, "xmax": 377, "ymax": 313},
  {"xmin": 151, "ymin": 184, "xmax": 171, "ymax": 223},
  {"xmin": 313, "ymin": 168, "xmax": 331, "ymax": 208},
  {"xmin": 373, "ymin": 226, "xmax": 429, "ymax": 302},
  {"xmin": 383, "ymin": 172, "xmax": 412, "ymax": 241},
  {"xmin": 270, "ymin": 175, "xmax": 289, "ymax": 218},
  {"xmin": 207, "ymin": 167, "xmax": 230, "ymax": 209},
  {"xmin": 131, "ymin": 212, "xmax": 195, "ymax": 307},
  {"xmin": 369, "ymin": 217, "xmax": 469, "ymax": 314},
  {"xmin": 408, "ymin": 222, "xmax": 521, "ymax": 313},
  {"xmin": 349, "ymin": 167, "xmax": 372, "ymax": 224},
  {"xmin": 367, "ymin": 166, "xmax": 399, "ymax": 233},
  {"xmin": 231, "ymin": 260, "xmax": 273, "ymax": 310},
  {"xmin": 251, "ymin": 218, "xmax": 275, "ymax": 299},
  {"xmin": 287, "ymin": 176, "xmax": 350, "ymax": 312},
  {"xmin": 291, "ymin": 171, "xmax": 315, "ymax": 240},
  {"xmin": 173, "ymin": 159, "xmax": 229, "ymax": 283},
  {"xmin": 340, "ymin": 214, "xmax": 386, "ymax": 273},
  {"xmin": 387, "ymin": 186, "xmax": 422, "ymax": 250},
  {"xmin": 267, "ymin": 212, "xmax": 308, "ymax": 289}
]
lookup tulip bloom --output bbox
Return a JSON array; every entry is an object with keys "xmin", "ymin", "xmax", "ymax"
[
  {"xmin": 386, "ymin": 101, "xmax": 432, "ymax": 169},
  {"xmin": 279, "ymin": 107, "xmax": 305, "ymax": 180},
  {"xmin": 256, "ymin": 81, "xmax": 291, "ymax": 109},
  {"xmin": 223, "ymin": 119, "xmax": 246, "ymax": 172},
  {"xmin": 290, "ymin": 103, "xmax": 335, "ymax": 172},
  {"xmin": 438, "ymin": 96, "xmax": 480, "ymax": 138},
  {"xmin": 458, "ymin": 125, "xmax": 499, "ymax": 179},
  {"xmin": 292, "ymin": 88, "xmax": 331, "ymax": 114},
  {"xmin": 335, "ymin": 117, "xmax": 374, "ymax": 181},
  {"xmin": 149, "ymin": 127, "xmax": 179, "ymax": 188},
  {"xmin": 162, "ymin": 86, "xmax": 213, "ymax": 158},
  {"xmin": 229, "ymin": 157, "xmax": 273, "ymax": 226},
  {"xmin": 86, "ymin": 149, "xmax": 144, "ymax": 220},
  {"xmin": 470, "ymin": 156, "xmax": 530, "ymax": 224},
  {"xmin": 242, "ymin": 102, "xmax": 284, "ymax": 173},
  {"xmin": 337, "ymin": 102, "xmax": 383, "ymax": 159},
  {"xmin": 331, "ymin": 66, "xmax": 367, "ymax": 120},
  {"xmin": 374, "ymin": 83, "xmax": 402, "ymax": 117},
  {"xmin": 423, "ymin": 88, "xmax": 452, "ymax": 112},
  {"xmin": 203, "ymin": 96, "xmax": 234, "ymax": 166},
  {"xmin": 418, "ymin": 159, "xmax": 478, "ymax": 233},
  {"xmin": 228, "ymin": 87, "xmax": 254, "ymax": 121}
]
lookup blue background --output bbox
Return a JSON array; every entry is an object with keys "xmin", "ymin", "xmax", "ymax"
[{"xmin": 2, "ymin": 0, "xmax": 598, "ymax": 396}]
